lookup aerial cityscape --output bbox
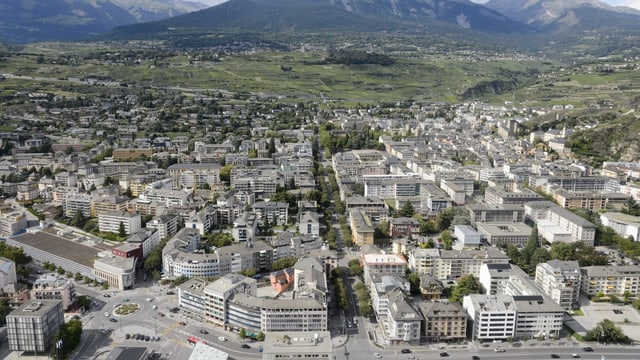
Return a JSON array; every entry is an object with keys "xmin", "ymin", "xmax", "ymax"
[{"xmin": 1, "ymin": 1, "xmax": 640, "ymax": 360}]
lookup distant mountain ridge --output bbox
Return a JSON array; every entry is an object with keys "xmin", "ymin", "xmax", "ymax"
[
  {"xmin": 0, "ymin": 0, "xmax": 207, "ymax": 43},
  {"xmin": 484, "ymin": 0, "xmax": 640, "ymax": 31},
  {"xmin": 109, "ymin": 0, "xmax": 537, "ymax": 40}
]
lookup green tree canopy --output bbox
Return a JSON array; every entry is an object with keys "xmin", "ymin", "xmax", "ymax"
[
  {"xmin": 449, "ymin": 274, "xmax": 482, "ymax": 303},
  {"xmin": 584, "ymin": 319, "xmax": 632, "ymax": 344},
  {"xmin": 272, "ymin": 256, "xmax": 298, "ymax": 271}
]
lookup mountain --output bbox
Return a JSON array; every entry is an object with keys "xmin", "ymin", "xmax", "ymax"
[
  {"xmin": 109, "ymin": 0, "xmax": 536, "ymax": 39},
  {"xmin": 484, "ymin": 0, "xmax": 640, "ymax": 31},
  {"xmin": 0, "ymin": 0, "xmax": 207, "ymax": 43}
]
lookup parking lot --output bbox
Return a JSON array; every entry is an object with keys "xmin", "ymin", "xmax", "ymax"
[{"xmin": 569, "ymin": 298, "xmax": 640, "ymax": 341}]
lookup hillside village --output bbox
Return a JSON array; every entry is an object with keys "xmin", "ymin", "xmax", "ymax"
[{"xmin": 0, "ymin": 80, "xmax": 640, "ymax": 358}]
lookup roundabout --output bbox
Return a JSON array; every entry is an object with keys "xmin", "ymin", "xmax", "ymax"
[{"xmin": 113, "ymin": 303, "xmax": 140, "ymax": 317}]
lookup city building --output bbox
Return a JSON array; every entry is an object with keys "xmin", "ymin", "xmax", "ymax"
[
  {"xmin": 30, "ymin": 273, "xmax": 76, "ymax": 309},
  {"xmin": 475, "ymin": 222, "xmax": 534, "ymax": 247},
  {"xmin": 389, "ymin": 217, "xmax": 420, "ymax": 238},
  {"xmin": 144, "ymin": 214, "xmax": 179, "ymax": 240},
  {"xmin": 453, "ymin": 225, "xmax": 482, "ymax": 247},
  {"xmin": 581, "ymin": 265, "xmax": 640, "ymax": 296},
  {"xmin": 466, "ymin": 204, "xmax": 525, "ymax": 225},
  {"xmin": 93, "ymin": 256, "xmax": 136, "ymax": 291},
  {"xmin": 600, "ymin": 212, "xmax": 640, "ymax": 241},
  {"xmin": 418, "ymin": 301, "xmax": 467, "ymax": 343},
  {"xmin": 0, "ymin": 257, "xmax": 17, "ymax": 293},
  {"xmin": 362, "ymin": 253, "xmax": 406, "ymax": 284},
  {"xmin": 535, "ymin": 260, "xmax": 582, "ymax": 310},
  {"xmin": 98, "ymin": 211, "xmax": 141, "ymax": 236},
  {"xmin": 384, "ymin": 288, "xmax": 422, "ymax": 345},
  {"xmin": 203, "ymin": 274, "xmax": 257, "ymax": 328},
  {"xmin": 178, "ymin": 278, "xmax": 208, "ymax": 322},
  {"xmin": 7, "ymin": 300, "xmax": 64, "ymax": 353},
  {"xmin": 349, "ymin": 209, "xmax": 375, "ymax": 246},
  {"xmin": 261, "ymin": 331, "xmax": 333, "ymax": 360}
]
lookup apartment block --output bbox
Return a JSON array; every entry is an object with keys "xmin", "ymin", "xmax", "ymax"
[
  {"xmin": 349, "ymin": 209, "xmax": 375, "ymax": 246},
  {"xmin": 600, "ymin": 212, "xmax": 640, "ymax": 241},
  {"xmin": 98, "ymin": 211, "xmax": 141, "ymax": 235},
  {"xmin": 418, "ymin": 301, "xmax": 467, "ymax": 343},
  {"xmin": 535, "ymin": 260, "xmax": 582, "ymax": 310},
  {"xmin": 203, "ymin": 274, "xmax": 258, "ymax": 327},
  {"xmin": 362, "ymin": 253, "xmax": 406, "ymax": 285},
  {"xmin": 466, "ymin": 204, "xmax": 525, "ymax": 225},
  {"xmin": 476, "ymin": 222, "xmax": 534, "ymax": 247},
  {"xmin": 262, "ymin": 331, "xmax": 333, "ymax": 360},
  {"xmin": 581, "ymin": 265, "xmax": 640, "ymax": 296}
]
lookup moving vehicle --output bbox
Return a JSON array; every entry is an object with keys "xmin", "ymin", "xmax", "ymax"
[
  {"xmin": 550, "ymin": 354, "xmax": 560, "ymax": 359},
  {"xmin": 401, "ymin": 349, "xmax": 412, "ymax": 354},
  {"xmin": 104, "ymin": 312, "xmax": 110, "ymax": 317},
  {"xmin": 241, "ymin": 344, "xmax": 251, "ymax": 349},
  {"xmin": 199, "ymin": 329, "xmax": 209, "ymax": 335},
  {"xmin": 572, "ymin": 354, "xmax": 580, "ymax": 358},
  {"xmin": 440, "ymin": 352, "xmax": 449, "ymax": 357},
  {"xmin": 494, "ymin": 348, "xmax": 505, "ymax": 353},
  {"xmin": 583, "ymin": 347, "xmax": 593, "ymax": 352},
  {"xmin": 218, "ymin": 336, "xmax": 227, "ymax": 341},
  {"xmin": 373, "ymin": 353, "xmax": 382, "ymax": 359}
]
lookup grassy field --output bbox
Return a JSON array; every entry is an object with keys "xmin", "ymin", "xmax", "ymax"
[
  {"xmin": 3, "ymin": 45, "xmax": 640, "ymax": 108},
  {"xmin": 1, "ymin": 48, "xmax": 550, "ymax": 104}
]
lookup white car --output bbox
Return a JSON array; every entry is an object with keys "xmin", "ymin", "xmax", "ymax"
[
  {"xmin": 494, "ymin": 348, "xmax": 505, "ymax": 353},
  {"xmin": 152, "ymin": 305, "xmax": 158, "ymax": 310},
  {"xmin": 104, "ymin": 312, "xmax": 110, "ymax": 317},
  {"xmin": 374, "ymin": 353, "xmax": 382, "ymax": 359},
  {"xmin": 218, "ymin": 336, "xmax": 227, "ymax": 341}
]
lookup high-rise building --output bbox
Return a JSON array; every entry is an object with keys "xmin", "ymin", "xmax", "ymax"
[{"xmin": 7, "ymin": 300, "xmax": 64, "ymax": 353}]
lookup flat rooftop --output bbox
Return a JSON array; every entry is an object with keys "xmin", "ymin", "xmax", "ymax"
[{"xmin": 12, "ymin": 231, "xmax": 100, "ymax": 267}]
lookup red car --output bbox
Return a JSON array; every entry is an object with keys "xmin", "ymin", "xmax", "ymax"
[{"xmin": 179, "ymin": 321, "xmax": 186, "ymax": 326}]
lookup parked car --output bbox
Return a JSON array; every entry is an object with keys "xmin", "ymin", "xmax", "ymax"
[
  {"xmin": 550, "ymin": 354, "xmax": 560, "ymax": 359},
  {"xmin": 373, "ymin": 353, "xmax": 382, "ymax": 359},
  {"xmin": 440, "ymin": 352, "xmax": 449, "ymax": 357},
  {"xmin": 401, "ymin": 349, "xmax": 412, "ymax": 354},
  {"xmin": 471, "ymin": 356, "xmax": 481, "ymax": 360},
  {"xmin": 572, "ymin": 354, "xmax": 580, "ymax": 358},
  {"xmin": 179, "ymin": 321, "xmax": 186, "ymax": 326}
]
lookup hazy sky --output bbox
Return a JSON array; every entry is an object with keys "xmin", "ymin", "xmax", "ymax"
[{"xmin": 197, "ymin": 0, "xmax": 640, "ymax": 11}]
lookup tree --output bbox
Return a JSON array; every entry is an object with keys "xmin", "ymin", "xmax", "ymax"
[
  {"xmin": 76, "ymin": 295, "xmax": 90, "ymax": 310},
  {"xmin": 272, "ymin": 256, "xmax": 298, "ymax": 271},
  {"xmin": 256, "ymin": 331, "xmax": 265, "ymax": 341},
  {"xmin": 0, "ymin": 297, "xmax": 12, "ymax": 326},
  {"xmin": 50, "ymin": 318, "xmax": 82, "ymax": 359},
  {"xmin": 399, "ymin": 201, "xmax": 415, "ymax": 217},
  {"xmin": 449, "ymin": 274, "xmax": 482, "ymax": 303},
  {"xmin": 242, "ymin": 268, "xmax": 257, "ymax": 278},
  {"xmin": 239, "ymin": 328, "xmax": 246, "ymax": 338},
  {"xmin": 521, "ymin": 227, "xmax": 539, "ymax": 265},
  {"xmin": 441, "ymin": 230, "xmax": 454, "ymax": 250},
  {"xmin": 348, "ymin": 259, "xmax": 362, "ymax": 276},
  {"xmin": 118, "ymin": 221, "xmax": 126, "ymax": 238},
  {"xmin": 172, "ymin": 275, "xmax": 189, "ymax": 286},
  {"xmin": 406, "ymin": 272, "xmax": 421, "ymax": 295},
  {"xmin": 101, "ymin": 281, "xmax": 109, "ymax": 290},
  {"xmin": 584, "ymin": 319, "xmax": 632, "ymax": 344}
]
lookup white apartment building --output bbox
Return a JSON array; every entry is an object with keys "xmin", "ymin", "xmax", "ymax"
[
  {"xmin": 384, "ymin": 288, "xmax": 422, "ymax": 345},
  {"xmin": 140, "ymin": 188, "xmax": 190, "ymax": 207},
  {"xmin": 526, "ymin": 202, "xmax": 596, "ymax": 246},
  {"xmin": 203, "ymin": 274, "xmax": 257, "ymax": 327},
  {"xmin": 408, "ymin": 247, "xmax": 510, "ymax": 281},
  {"xmin": 98, "ymin": 211, "xmax": 141, "ymax": 235},
  {"xmin": 535, "ymin": 260, "xmax": 582, "ymax": 310},
  {"xmin": 463, "ymin": 294, "xmax": 517, "ymax": 341},
  {"xmin": 581, "ymin": 265, "xmax": 640, "ymax": 296},
  {"xmin": 0, "ymin": 208, "xmax": 28, "ymax": 237}
]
